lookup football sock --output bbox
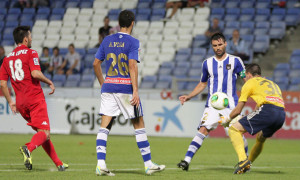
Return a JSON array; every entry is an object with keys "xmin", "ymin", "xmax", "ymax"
[
  {"xmin": 42, "ymin": 140, "xmax": 63, "ymax": 166},
  {"xmin": 228, "ymin": 126, "xmax": 247, "ymax": 162},
  {"xmin": 249, "ymin": 135, "xmax": 265, "ymax": 163},
  {"xmin": 135, "ymin": 128, "xmax": 152, "ymax": 167},
  {"xmin": 243, "ymin": 135, "xmax": 249, "ymax": 156},
  {"xmin": 96, "ymin": 128, "xmax": 109, "ymax": 169},
  {"xmin": 184, "ymin": 132, "xmax": 206, "ymax": 164},
  {"xmin": 26, "ymin": 131, "xmax": 47, "ymax": 152}
]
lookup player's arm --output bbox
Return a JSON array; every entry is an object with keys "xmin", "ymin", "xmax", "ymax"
[
  {"xmin": 229, "ymin": 101, "xmax": 246, "ymax": 119},
  {"xmin": 59, "ymin": 59, "xmax": 67, "ymax": 70},
  {"xmin": 31, "ymin": 70, "xmax": 55, "ymax": 95},
  {"xmin": 0, "ymin": 80, "xmax": 17, "ymax": 113},
  {"xmin": 129, "ymin": 59, "xmax": 139, "ymax": 106},
  {"xmin": 179, "ymin": 81, "xmax": 208, "ymax": 105},
  {"xmin": 93, "ymin": 58, "xmax": 104, "ymax": 86}
]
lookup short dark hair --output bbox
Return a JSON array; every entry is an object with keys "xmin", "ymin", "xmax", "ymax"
[
  {"xmin": 246, "ymin": 63, "xmax": 261, "ymax": 76},
  {"xmin": 69, "ymin": 43, "xmax": 75, "ymax": 48},
  {"xmin": 211, "ymin": 32, "xmax": 226, "ymax": 43},
  {"xmin": 104, "ymin": 16, "xmax": 109, "ymax": 21},
  {"xmin": 43, "ymin": 47, "xmax": 49, "ymax": 51},
  {"xmin": 118, "ymin": 10, "xmax": 135, "ymax": 28},
  {"xmin": 13, "ymin": 26, "xmax": 31, "ymax": 44},
  {"xmin": 53, "ymin": 46, "xmax": 59, "ymax": 52}
]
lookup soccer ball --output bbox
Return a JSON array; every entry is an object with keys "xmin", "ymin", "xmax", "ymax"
[{"xmin": 210, "ymin": 92, "xmax": 229, "ymax": 110}]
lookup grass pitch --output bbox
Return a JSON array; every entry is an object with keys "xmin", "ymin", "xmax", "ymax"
[{"xmin": 0, "ymin": 134, "xmax": 300, "ymax": 180}]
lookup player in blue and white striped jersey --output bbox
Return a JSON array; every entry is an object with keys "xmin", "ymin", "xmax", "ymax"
[
  {"xmin": 177, "ymin": 33, "xmax": 248, "ymax": 171},
  {"xmin": 93, "ymin": 10, "xmax": 165, "ymax": 176}
]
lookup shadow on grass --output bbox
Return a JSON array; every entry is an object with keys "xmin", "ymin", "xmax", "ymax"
[
  {"xmin": 112, "ymin": 170, "xmax": 145, "ymax": 175},
  {"xmin": 252, "ymin": 170, "xmax": 285, "ymax": 174}
]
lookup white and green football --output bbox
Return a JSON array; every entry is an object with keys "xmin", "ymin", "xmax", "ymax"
[{"xmin": 210, "ymin": 92, "xmax": 229, "ymax": 110}]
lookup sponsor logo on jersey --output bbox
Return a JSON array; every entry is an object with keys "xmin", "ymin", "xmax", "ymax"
[
  {"xmin": 33, "ymin": 58, "xmax": 39, "ymax": 65},
  {"xmin": 41, "ymin": 121, "xmax": 48, "ymax": 125}
]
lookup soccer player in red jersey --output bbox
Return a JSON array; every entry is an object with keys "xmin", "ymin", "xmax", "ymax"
[{"xmin": 0, "ymin": 26, "xmax": 68, "ymax": 171}]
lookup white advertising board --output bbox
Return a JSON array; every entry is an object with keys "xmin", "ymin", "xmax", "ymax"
[{"xmin": 0, "ymin": 97, "xmax": 205, "ymax": 137}]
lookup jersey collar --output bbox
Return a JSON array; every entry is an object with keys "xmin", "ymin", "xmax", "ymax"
[{"xmin": 214, "ymin": 53, "xmax": 228, "ymax": 62}]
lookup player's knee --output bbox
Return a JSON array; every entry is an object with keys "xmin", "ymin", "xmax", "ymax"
[{"xmin": 256, "ymin": 132, "xmax": 266, "ymax": 143}]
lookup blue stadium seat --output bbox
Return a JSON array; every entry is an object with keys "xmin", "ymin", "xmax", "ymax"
[
  {"xmin": 173, "ymin": 67, "xmax": 188, "ymax": 76},
  {"xmin": 5, "ymin": 21, "xmax": 19, "ymax": 28},
  {"xmin": 52, "ymin": 74, "xmax": 66, "ymax": 87},
  {"xmin": 277, "ymin": 83, "xmax": 288, "ymax": 91},
  {"xmin": 155, "ymin": 75, "xmax": 172, "ymax": 89},
  {"xmin": 290, "ymin": 77, "xmax": 300, "ymax": 85},
  {"xmin": 285, "ymin": 8, "xmax": 300, "ymax": 26},
  {"xmin": 37, "ymin": 8, "xmax": 51, "ymax": 15},
  {"xmin": 292, "ymin": 49, "xmax": 300, "ymax": 56},
  {"xmin": 287, "ymin": 85, "xmax": 300, "ymax": 91},
  {"xmin": 290, "ymin": 55, "xmax": 300, "ymax": 64},
  {"xmin": 225, "ymin": 1, "xmax": 239, "ymax": 8},
  {"xmin": 289, "ymin": 70, "xmax": 300, "ymax": 78},
  {"xmin": 0, "ymin": 1, "xmax": 8, "ymax": 8},
  {"xmin": 240, "ymin": 0, "xmax": 255, "ymax": 8},
  {"xmin": 35, "ymin": 14, "xmax": 49, "ymax": 20},
  {"xmin": 64, "ymin": 74, "xmax": 80, "ymax": 87},
  {"xmin": 176, "ymin": 61, "xmax": 190, "ymax": 68},
  {"xmin": 255, "ymin": 8, "xmax": 270, "ymax": 21},
  {"xmin": 23, "ymin": 8, "xmax": 35, "ymax": 14},
  {"xmin": 158, "ymin": 67, "xmax": 173, "ymax": 75},
  {"xmin": 52, "ymin": 8, "xmax": 65, "ymax": 15},
  {"xmin": 79, "ymin": 2, "xmax": 93, "ymax": 8},
  {"xmin": 291, "ymin": 63, "xmax": 300, "ymax": 70},
  {"xmin": 186, "ymin": 82, "xmax": 198, "ymax": 90},
  {"xmin": 140, "ymin": 81, "xmax": 155, "ymax": 89},
  {"xmin": 137, "ymin": 2, "xmax": 151, "ymax": 9},
  {"xmin": 189, "ymin": 54, "xmax": 204, "ymax": 62},
  {"xmin": 211, "ymin": 8, "xmax": 225, "ymax": 20},
  {"xmin": 49, "ymin": 14, "xmax": 63, "ymax": 20},
  {"xmin": 1, "ymin": 40, "xmax": 14, "ymax": 46},
  {"xmin": 269, "ymin": 21, "xmax": 286, "ymax": 39},
  {"xmin": 224, "ymin": 8, "xmax": 240, "ymax": 21},
  {"xmin": 253, "ymin": 35, "xmax": 270, "ymax": 53},
  {"xmin": 191, "ymin": 61, "xmax": 202, "ymax": 68},
  {"xmin": 192, "ymin": 47, "xmax": 206, "ymax": 55},
  {"xmin": 223, "ymin": 28, "xmax": 235, "ymax": 37},
  {"xmin": 143, "ymin": 75, "xmax": 158, "ymax": 82},
  {"xmin": 177, "ymin": 48, "xmax": 192, "ymax": 56},
  {"xmin": 193, "ymin": 35, "xmax": 207, "ymax": 47},
  {"xmin": 275, "ymin": 63, "xmax": 290, "ymax": 71},
  {"xmin": 226, "ymin": 21, "xmax": 240, "ymax": 29},
  {"xmin": 287, "ymin": 0, "xmax": 299, "ymax": 8},
  {"xmin": 161, "ymin": 61, "xmax": 175, "ymax": 68},
  {"xmin": 8, "ymin": 8, "xmax": 21, "ymax": 15},
  {"xmin": 210, "ymin": 0, "xmax": 225, "ymax": 8},
  {"xmin": 152, "ymin": 2, "xmax": 165, "ymax": 8},
  {"xmin": 255, "ymin": 0, "xmax": 271, "ymax": 9},
  {"xmin": 241, "ymin": 34, "xmax": 254, "ymax": 46},
  {"xmin": 274, "ymin": 77, "xmax": 289, "ymax": 84},
  {"xmin": 273, "ymin": 70, "xmax": 288, "ymax": 78},
  {"xmin": 79, "ymin": 74, "xmax": 95, "ymax": 87},
  {"xmin": 239, "ymin": 8, "xmax": 255, "ymax": 21},
  {"xmin": 188, "ymin": 68, "xmax": 202, "ymax": 77},
  {"xmin": 20, "ymin": 21, "xmax": 33, "ymax": 27},
  {"xmin": 20, "ymin": 14, "xmax": 34, "ymax": 21},
  {"xmin": 254, "ymin": 21, "xmax": 270, "ymax": 35},
  {"xmin": 52, "ymin": 1, "xmax": 65, "ymax": 8},
  {"xmin": 6, "ymin": 14, "xmax": 19, "ymax": 21},
  {"xmin": 270, "ymin": 8, "xmax": 286, "ymax": 22},
  {"xmin": 82, "ymin": 68, "xmax": 94, "ymax": 75},
  {"xmin": 0, "ymin": 8, "xmax": 7, "ymax": 15},
  {"xmin": 65, "ymin": 2, "xmax": 79, "ymax": 8}
]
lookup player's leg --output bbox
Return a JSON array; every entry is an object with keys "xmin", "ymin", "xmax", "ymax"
[
  {"xmin": 132, "ymin": 116, "xmax": 165, "ymax": 175},
  {"xmin": 178, "ymin": 126, "xmax": 208, "ymax": 171},
  {"xmin": 95, "ymin": 93, "xmax": 119, "ymax": 176},
  {"xmin": 225, "ymin": 126, "xmax": 249, "ymax": 156},
  {"xmin": 228, "ymin": 122, "xmax": 251, "ymax": 174},
  {"xmin": 248, "ymin": 131, "xmax": 266, "ymax": 163}
]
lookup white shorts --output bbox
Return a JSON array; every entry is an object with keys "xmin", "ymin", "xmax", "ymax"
[
  {"xmin": 99, "ymin": 93, "xmax": 143, "ymax": 120},
  {"xmin": 198, "ymin": 107, "xmax": 231, "ymax": 130}
]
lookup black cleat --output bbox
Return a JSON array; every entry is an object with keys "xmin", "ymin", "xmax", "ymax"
[
  {"xmin": 233, "ymin": 159, "xmax": 251, "ymax": 174},
  {"xmin": 20, "ymin": 146, "xmax": 32, "ymax": 170},
  {"xmin": 177, "ymin": 160, "xmax": 189, "ymax": 171}
]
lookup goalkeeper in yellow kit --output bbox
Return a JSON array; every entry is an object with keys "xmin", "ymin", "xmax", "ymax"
[{"xmin": 219, "ymin": 63, "xmax": 285, "ymax": 174}]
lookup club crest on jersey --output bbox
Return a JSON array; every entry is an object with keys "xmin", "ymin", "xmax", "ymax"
[
  {"xmin": 226, "ymin": 64, "xmax": 231, "ymax": 70},
  {"xmin": 119, "ymin": 35, "xmax": 123, "ymax": 38},
  {"xmin": 33, "ymin": 58, "xmax": 39, "ymax": 65}
]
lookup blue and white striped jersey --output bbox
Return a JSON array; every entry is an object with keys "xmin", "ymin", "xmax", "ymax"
[{"xmin": 201, "ymin": 54, "xmax": 245, "ymax": 109}]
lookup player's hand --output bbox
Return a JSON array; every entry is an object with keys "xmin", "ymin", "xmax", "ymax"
[
  {"xmin": 218, "ymin": 114, "xmax": 231, "ymax": 127},
  {"xmin": 9, "ymin": 102, "xmax": 17, "ymax": 114},
  {"xmin": 179, "ymin": 95, "xmax": 190, "ymax": 105},
  {"xmin": 130, "ymin": 91, "xmax": 140, "ymax": 106},
  {"xmin": 49, "ymin": 83, "xmax": 55, "ymax": 95}
]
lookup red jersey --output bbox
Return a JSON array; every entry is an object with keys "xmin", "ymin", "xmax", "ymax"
[{"xmin": 0, "ymin": 45, "xmax": 45, "ymax": 107}]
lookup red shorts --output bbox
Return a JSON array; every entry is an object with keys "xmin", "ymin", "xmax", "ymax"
[{"xmin": 18, "ymin": 100, "xmax": 50, "ymax": 131}]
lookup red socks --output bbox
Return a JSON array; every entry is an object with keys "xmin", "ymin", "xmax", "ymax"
[
  {"xmin": 26, "ymin": 131, "xmax": 47, "ymax": 152},
  {"xmin": 42, "ymin": 140, "xmax": 63, "ymax": 166}
]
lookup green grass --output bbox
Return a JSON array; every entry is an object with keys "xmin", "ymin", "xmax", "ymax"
[{"xmin": 0, "ymin": 134, "xmax": 300, "ymax": 180}]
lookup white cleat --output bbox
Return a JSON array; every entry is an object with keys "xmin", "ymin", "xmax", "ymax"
[
  {"xmin": 96, "ymin": 166, "xmax": 115, "ymax": 176},
  {"xmin": 145, "ymin": 163, "xmax": 166, "ymax": 175}
]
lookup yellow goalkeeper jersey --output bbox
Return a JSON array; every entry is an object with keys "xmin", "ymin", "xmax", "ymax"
[{"xmin": 239, "ymin": 77, "xmax": 285, "ymax": 108}]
